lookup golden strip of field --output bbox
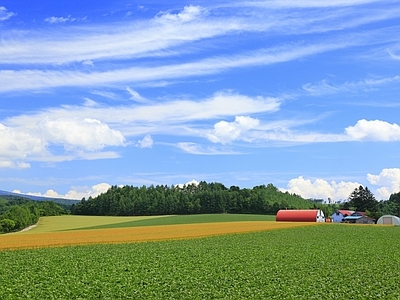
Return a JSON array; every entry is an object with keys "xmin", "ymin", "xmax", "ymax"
[{"xmin": 0, "ymin": 221, "xmax": 317, "ymax": 251}]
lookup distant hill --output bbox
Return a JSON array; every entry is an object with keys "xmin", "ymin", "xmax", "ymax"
[{"xmin": 0, "ymin": 190, "xmax": 80, "ymax": 205}]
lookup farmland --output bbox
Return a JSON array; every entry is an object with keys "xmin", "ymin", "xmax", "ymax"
[
  {"xmin": 0, "ymin": 216, "xmax": 399, "ymax": 299},
  {"xmin": 0, "ymin": 214, "xmax": 297, "ymax": 250}
]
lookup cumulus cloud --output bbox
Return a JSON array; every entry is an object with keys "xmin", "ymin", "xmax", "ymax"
[
  {"xmin": 206, "ymin": 116, "xmax": 260, "ymax": 144},
  {"xmin": 367, "ymin": 168, "xmax": 400, "ymax": 199},
  {"xmin": 0, "ymin": 117, "xmax": 125, "ymax": 166},
  {"xmin": 137, "ymin": 135, "xmax": 153, "ymax": 148},
  {"xmin": 15, "ymin": 183, "xmax": 112, "ymax": 200},
  {"xmin": 284, "ymin": 176, "xmax": 361, "ymax": 201},
  {"xmin": 38, "ymin": 117, "xmax": 126, "ymax": 151},
  {"xmin": 175, "ymin": 179, "xmax": 199, "ymax": 188},
  {"xmin": 284, "ymin": 169, "xmax": 400, "ymax": 202},
  {"xmin": 0, "ymin": 6, "xmax": 15, "ymax": 21},
  {"xmin": 345, "ymin": 119, "xmax": 400, "ymax": 141},
  {"xmin": 0, "ymin": 123, "xmax": 46, "ymax": 163}
]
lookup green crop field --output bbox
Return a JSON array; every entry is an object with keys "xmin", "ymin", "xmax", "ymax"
[
  {"xmin": 71, "ymin": 213, "xmax": 276, "ymax": 231},
  {"xmin": 1, "ymin": 224, "xmax": 399, "ymax": 299},
  {"xmin": 24, "ymin": 214, "xmax": 275, "ymax": 233},
  {"xmin": 27, "ymin": 215, "xmax": 170, "ymax": 233}
]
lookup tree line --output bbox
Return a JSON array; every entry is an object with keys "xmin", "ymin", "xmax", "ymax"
[
  {"xmin": 343, "ymin": 185, "xmax": 400, "ymax": 220},
  {"xmin": 0, "ymin": 197, "xmax": 67, "ymax": 233},
  {"xmin": 72, "ymin": 182, "xmax": 318, "ymax": 216}
]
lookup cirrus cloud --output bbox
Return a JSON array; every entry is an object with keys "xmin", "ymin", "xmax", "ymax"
[{"xmin": 0, "ymin": 6, "xmax": 15, "ymax": 21}]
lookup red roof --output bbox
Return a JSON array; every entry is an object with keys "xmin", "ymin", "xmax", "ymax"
[
  {"xmin": 276, "ymin": 210, "xmax": 321, "ymax": 222},
  {"xmin": 337, "ymin": 210, "xmax": 354, "ymax": 217}
]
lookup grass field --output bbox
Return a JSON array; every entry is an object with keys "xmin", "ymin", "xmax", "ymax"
[
  {"xmin": 26, "ymin": 215, "xmax": 170, "ymax": 233},
  {"xmin": 0, "ymin": 224, "xmax": 399, "ymax": 299}
]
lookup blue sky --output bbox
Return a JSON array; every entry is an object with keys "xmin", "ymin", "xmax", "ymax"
[{"xmin": 1, "ymin": 0, "xmax": 400, "ymax": 201}]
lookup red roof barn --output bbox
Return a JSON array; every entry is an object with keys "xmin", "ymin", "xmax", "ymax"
[{"xmin": 276, "ymin": 209, "xmax": 325, "ymax": 222}]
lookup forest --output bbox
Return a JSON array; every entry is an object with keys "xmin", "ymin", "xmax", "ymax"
[
  {"xmin": 0, "ymin": 197, "xmax": 67, "ymax": 233},
  {"xmin": 72, "ymin": 182, "xmax": 321, "ymax": 216},
  {"xmin": 72, "ymin": 182, "xmax": 400, "ymax": 219}
]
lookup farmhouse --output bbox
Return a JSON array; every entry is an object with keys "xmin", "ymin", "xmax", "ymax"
[
  {"xmin": 276, "ymin": 209, "xmax": 325, "ymax": 222},
  {"xmin": 331, "ymin": 210, "xmax": 354, "ymax": 223},
  {"xmin": 376, "ymin": 215, "xmax": 400, "ymax": 226}
]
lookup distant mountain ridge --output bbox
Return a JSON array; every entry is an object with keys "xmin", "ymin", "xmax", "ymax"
[{"xmin": 0, "ymin": 190, "xmax": 80, "ymax": 205}]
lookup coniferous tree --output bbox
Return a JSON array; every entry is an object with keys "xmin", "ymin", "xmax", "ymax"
[{"xmin": 348, "ymin": 185, "xmax": 378, "ymax": 214}]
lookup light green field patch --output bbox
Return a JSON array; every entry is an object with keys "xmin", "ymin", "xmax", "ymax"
[{"xmin": 24, "ymin": 215, "xmax": 169, "ymax": 233}]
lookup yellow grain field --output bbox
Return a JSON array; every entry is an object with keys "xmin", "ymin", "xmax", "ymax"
[{"xmin": 0, "ymin": 221, "xmax": 318, "ymax": 251}]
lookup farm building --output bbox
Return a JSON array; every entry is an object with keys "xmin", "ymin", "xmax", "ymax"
[
  {"xmin": 376, "ymin": 215, "xmax": 400, "ymax": 225},
  {"xmin": 331, "ymin": 210, "xmax": 354, "ymax": 222},
  {"xmin": 343, "ymin": 215, "xmax": 375, "ymax": 224},
  {"xmin": 276, "ymin": 209, "xmax": 325, "ymax": 222}
]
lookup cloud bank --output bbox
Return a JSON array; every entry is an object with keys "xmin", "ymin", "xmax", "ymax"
[{"xmin": 284, "ymin": 168, "xmax": 400, "ymax": 201}]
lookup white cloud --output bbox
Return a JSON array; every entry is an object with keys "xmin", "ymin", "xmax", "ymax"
[
  {"xmin": 44, "ymin": 15, "xmax": 76, "ymax": 24},
  {"xmin": 37, "ymin": 117, "xmax": 126, "ymax": 151},
  {"xmin": 17, "ymin": 183, "xmax": 112, "ymax": 200},
  {"xmin": 0, "ymin": 5, "xmax": 234, "ymax": 66},
  {"xmin": 303, "ymin": 76, "xmax": 400, "ymax": 96},
  {"xmin": 0, "ymin": 160, "xmax": 30, "ymax": 169},
  {"xmin": 0, "ymin": 117, "xmax": 125, "ymax": 165},
  {"xmin": 345, "ymin": 119, "xmax": 400, "ymax": 141},
  {"xmin": 177, "ymin": 142, "xmax": 238, "ymax": 155},
  {"xmin": 82, "ymin": 60, "xmax": 94, "ymax": 66},
  {"xmin": 137, "ymin": 135, "xmax": 153, "ymax": 148},
  {"xmin": 156, "ymin": 5, "xmax": 208, "ymax": 23},
  {"xmin": 247, "ymin": 0, "xmax": 382, "ymax": 8},
  {"xmin": 284, "ymin": 169, "xmax": 400, "ymax": 202},
  {"xmin": 0, "ymin": 123, "xmax": 47, "ymax": 160},
  {"xmin": 388, "ymin": 49, "xmax": 400, "ymax": 60},
  {"xmin": 0, "ymin": 6, "xmax": 15, "ymax": 21},
  {"xmin": 5, "ymin": 91, "xmax": 280, "ymax": 130},
  {"xmin": 0, "ymin": 37, "xmax": 369, "ymax": 93},
  {"xmin": 206, "ymin": 116, "xmax": 260, "ymax": 144},
  {"xmin": 0, "ymin": 90, "xmax": 281, "ymax": 164},
  {"xmin": 91, "ymin": 90, "xmax": 117, "ymax": 99},
  {"xmin": 126, "ymin": 87, "xmax": 148, "ymax": 103},
  {"xmin": 284, "ymin": 176, "xmax": 361, "ymax": 201},
  {"xmin": 175, "ymin": 179, "xmax": 199, "ymax": 188},
  {"xmin": 367, "ymin": 168, "xmax": 400, "ymax": 199},
  {"xmin": 66, "ymin": 183, "xmax": 111, "ymax": 199}
]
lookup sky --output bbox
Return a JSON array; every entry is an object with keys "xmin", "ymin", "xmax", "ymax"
[{"xmin": 1, "ymin": 0, "xmax": 400, "ymax": 202}]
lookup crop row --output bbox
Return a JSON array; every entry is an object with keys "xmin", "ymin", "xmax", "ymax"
[{"xmin": 0, "ymin": 224, "xmax": 399, "ymax": 299}]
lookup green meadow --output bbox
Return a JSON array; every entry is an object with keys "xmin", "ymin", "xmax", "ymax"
[{"xmin": 1, "ymin": 221, "xmax": 399, "ymax": 299}]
